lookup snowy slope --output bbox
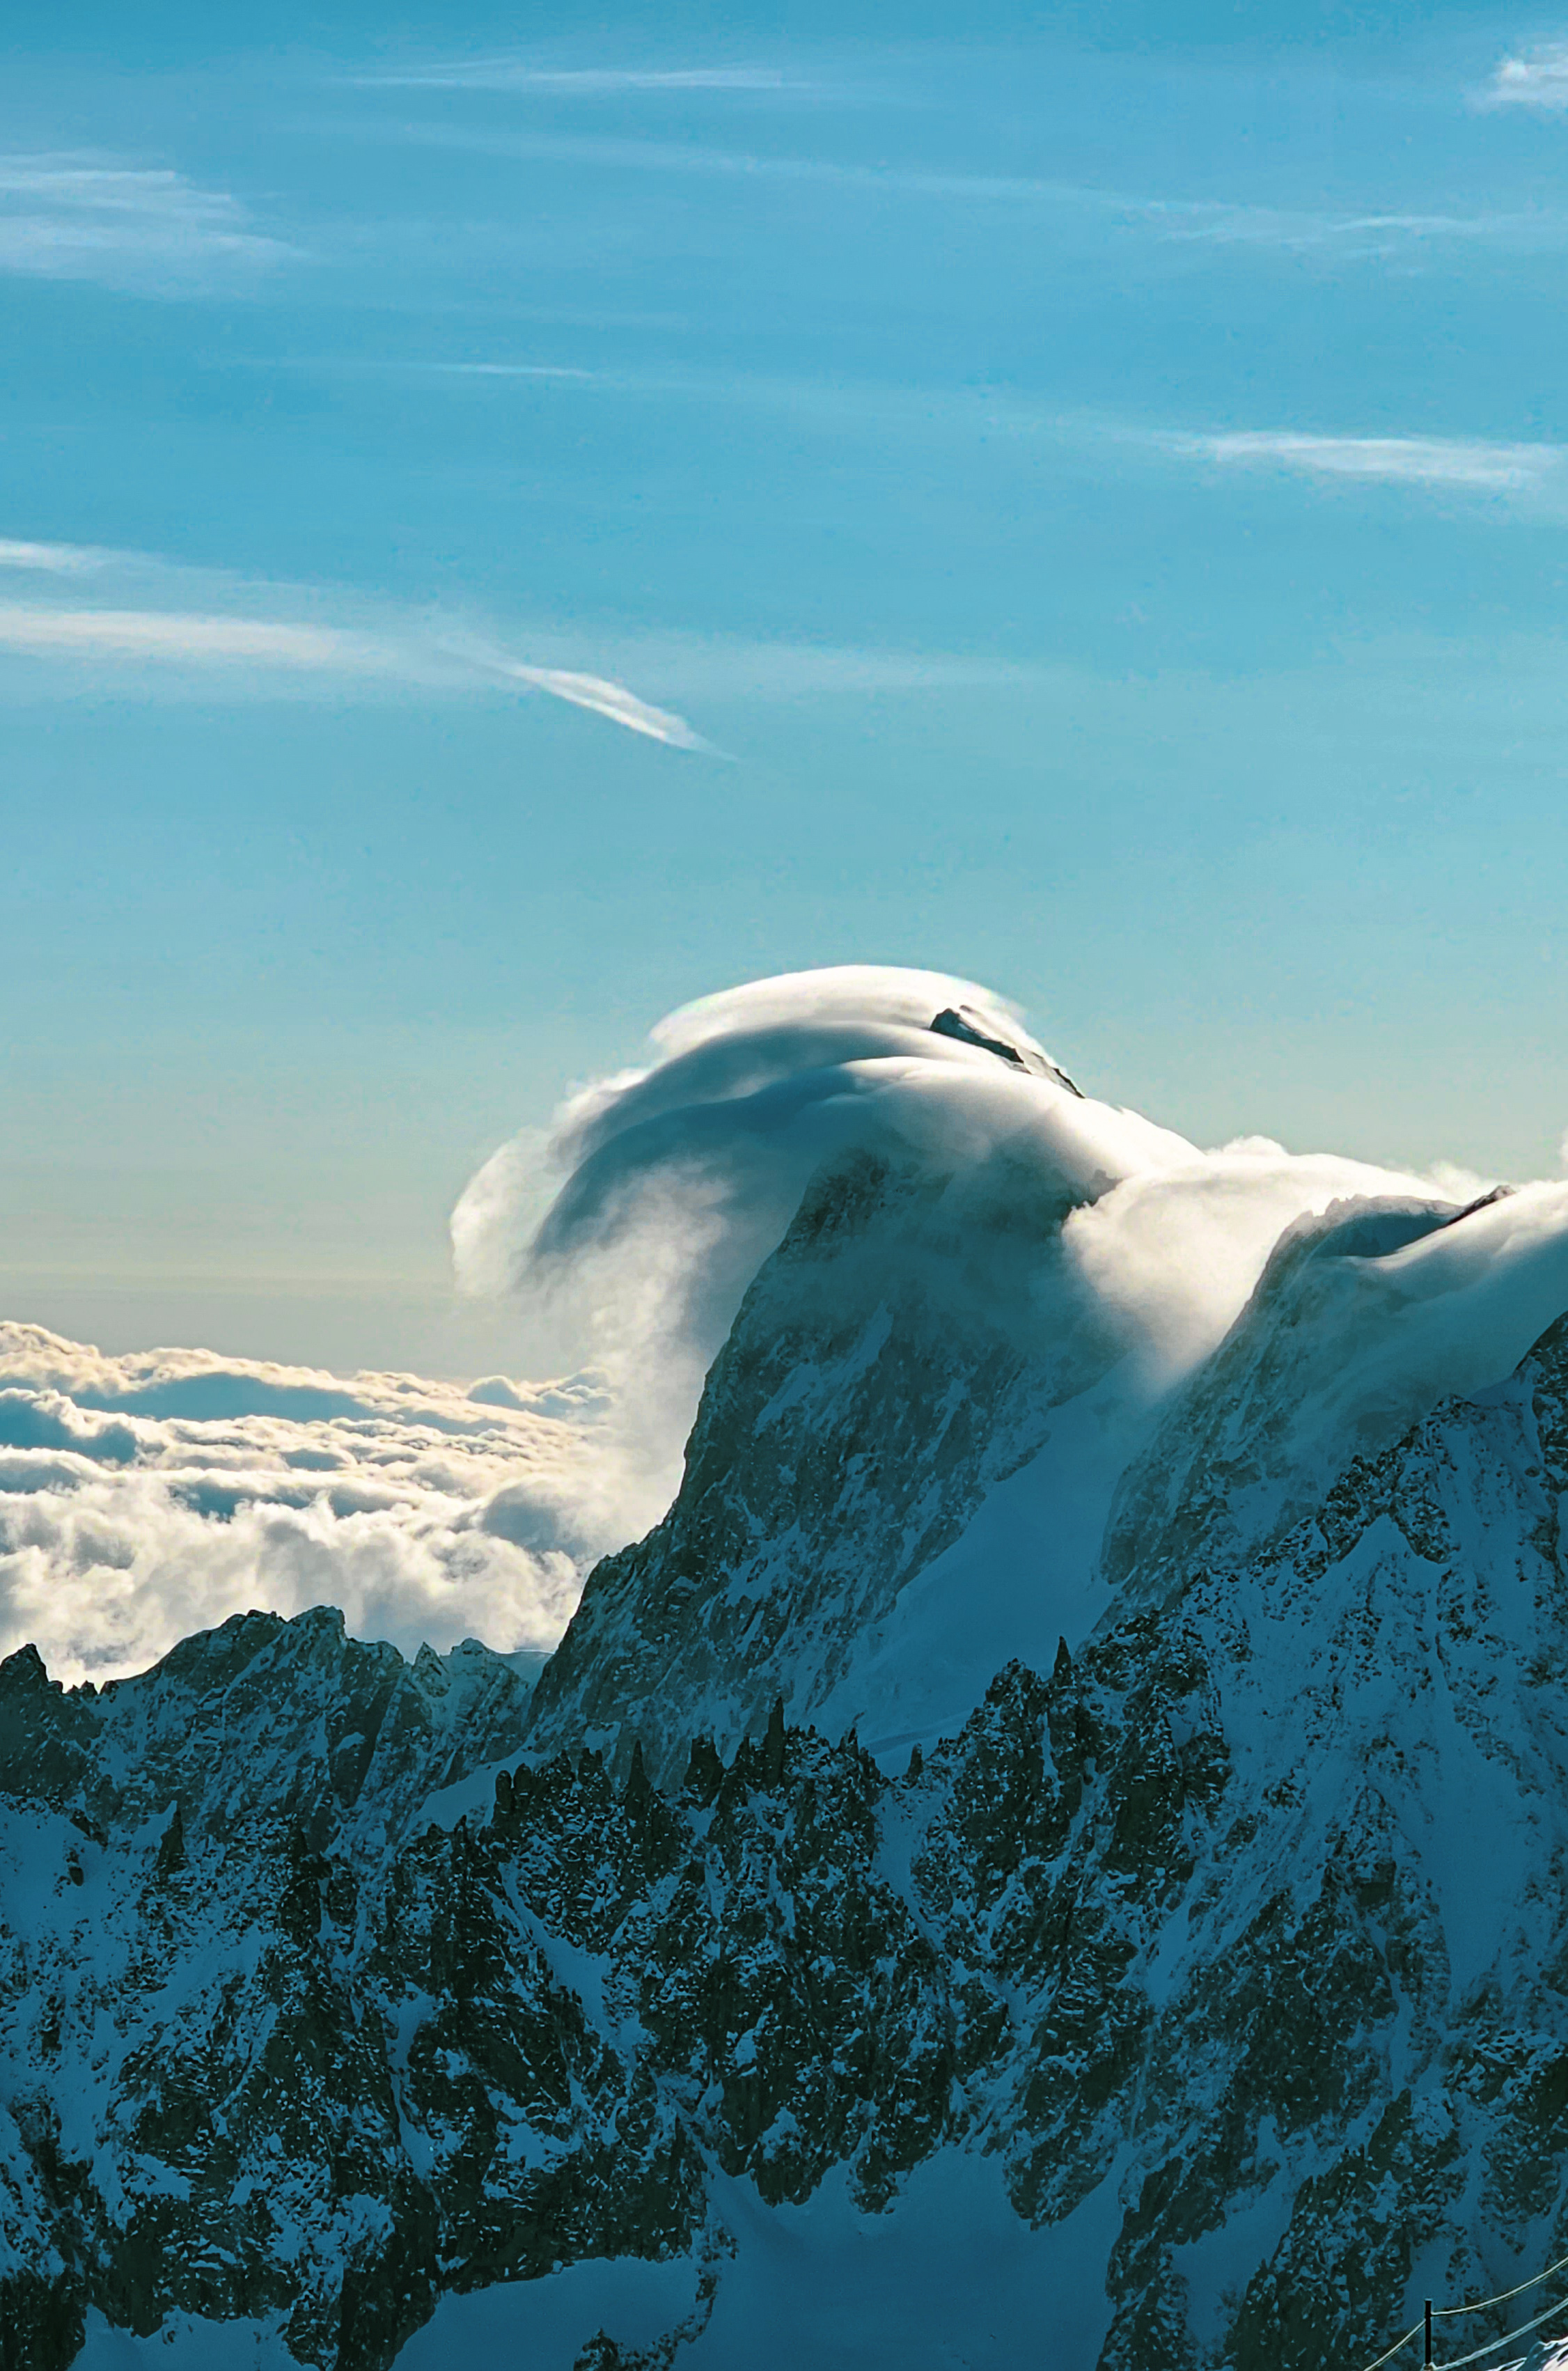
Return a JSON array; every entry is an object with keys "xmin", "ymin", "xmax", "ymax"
[{"xmin": 523, "ymin": 1137, "xmax": 1138, "ymax": 1783}]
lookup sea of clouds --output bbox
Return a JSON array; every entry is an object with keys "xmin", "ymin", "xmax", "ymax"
[
  {"xmin": 0, "ymin": 1329, "xmax": 629, "ymax": 1685},
  {"xmin": 8, "ymin": 963, "xmax": 1568, "ymax": 1688}
]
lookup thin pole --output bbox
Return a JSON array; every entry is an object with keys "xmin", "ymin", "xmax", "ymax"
[{"xmin": 1425, "ymin": 2300, "xmax": 1434, "ymax": 2367}]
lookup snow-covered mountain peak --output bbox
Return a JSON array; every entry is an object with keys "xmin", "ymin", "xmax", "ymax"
[{"xmin": 1104, "ymin": 1182, "xmax": 1568, "ymax": 1609}]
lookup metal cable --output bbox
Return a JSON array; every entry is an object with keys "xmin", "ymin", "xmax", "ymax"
[
  {"xmin": 1427, "ymin": 2288, "xmax": 1568, "ymax": 2370},
  {"xmin": 1357, "ymin": 2319, "xmax": 1425, "ymax": 2371},
  {"xmin": 1436, "ymin": 2248, "xmax": 1568, "ymax": 2321},
  {"xmin": 1357, "ymin": 2236, "xmax": 1568, "ymax": 2370}
]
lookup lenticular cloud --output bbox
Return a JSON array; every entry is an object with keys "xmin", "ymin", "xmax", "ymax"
[
  {"xmin": 452, "ymin": 962, "xmax": 1568, "ymax": 1551},
  {"xmin": 452, "ymin": 965, "xmax": 1189, "ymax": 1406}
]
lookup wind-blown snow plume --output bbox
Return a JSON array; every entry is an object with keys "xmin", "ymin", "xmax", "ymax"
[
  {"xmin": 452, "ymin": 964, "xmax": 1511, "ymax": 1494},
  {"xmin": 453, "ymin": 967, "xmax": 1181, "ymax": 1480}
]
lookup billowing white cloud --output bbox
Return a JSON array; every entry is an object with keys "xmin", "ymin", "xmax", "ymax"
[
  {"xmin": 1477, "ymin": 45, "xmax": 1568, "ymax": 110},
  {"xmin": 0, "ymin": 153, "xmax": 293, "ymax": 292},
  {"xmin": 453, "ymin": 965, "xmax": 1544, "ymax": 1526},
  {"xmin": 12, "ymin": 968, "xmax": 1568, "ymax": 1691},
  {"xmin": 0, "ymin": 1324, "xmax": 638, "ymax": 1687},
  {"xmin": 450, "ymin": 967, "xmax": 1124, "ymax": 1500}
]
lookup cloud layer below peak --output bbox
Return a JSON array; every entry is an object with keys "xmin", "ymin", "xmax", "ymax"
[
  {"xmin": 0, "ymin": 1324, "xmax": 634, "ymax": 1689},
  {"xmin": 13, "ymin": 967, "xmax": 1568, "ymax": 1692}
]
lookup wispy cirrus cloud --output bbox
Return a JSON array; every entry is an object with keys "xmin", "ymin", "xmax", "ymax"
[
  {"xmin": 456, "ymin": 644, "xmax": 716, "ymax": 750},
  {"xmin": 303, "ymin": 354, "xmax": 1568, "ymax": 515},
  {"xmin": 0, "ymin": 540, "xmax": 709, "ymax": 749},
  {"xmin": 1168, "ymin": 428, "xmax": 1566, "ymax": 496},
  {"xmin": 0, "ymin": 606, "xmax": 389, "ymax": 671},
  {"xmin": 1475, "ymin": 43, "xmax": 1568, "ymax": 110},
  {"xmin": 331, "ymin": 120, "xmax": 1566, "ymax": 258},
  {"xmin": 352, "ymin": 61, "xmax": 793, "ymax": 93},
  {"xmin": 0, "ymin": 153, "xmax": 294, "ymax": 293},
  {"xmin": 0, "ymin": 538, "xmax": 109, "ymax": 574},
  {"xmin": 0, "ymin": 533, "xmax": 1050, "ymax": 729}
]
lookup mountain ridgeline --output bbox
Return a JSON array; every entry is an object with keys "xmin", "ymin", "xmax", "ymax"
[{"xmin": 6, "ymin": 1145, "xmax": 1568, "ymax": 2368}]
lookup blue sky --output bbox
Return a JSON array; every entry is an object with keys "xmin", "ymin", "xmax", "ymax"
[{"xmin": 6, "ymin": 1, "xmax": 1568, "ymax": 1371}]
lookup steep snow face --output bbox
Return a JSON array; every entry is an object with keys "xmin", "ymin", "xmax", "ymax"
[
  {"xmin": 522, "ymin": 1139, "xmax": 1134, "ymax": 1781},
  {"xmin": 16, "ymin": 964, "xmax": 1568, "ymax": 2369},
  {"xmin": 455, "ymin": 962, "xmax": 1473, "ymax": 1528},
  {"xmin": 471, "ymin": 965, "xmax": 1535, "ymax": 1785},
  {"xmin": 523, "ymin": 1160, "xmax": 1568, "ymax": 1783},
  {"xmin": 1104, "ymin": 1182, "xmax": 1568, "ymax": 1606}
]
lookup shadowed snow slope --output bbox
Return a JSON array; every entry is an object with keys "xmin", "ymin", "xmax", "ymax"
[{"xmin": 525, "ymin": 1148, "xmax": 1568, "ymax": 1783}]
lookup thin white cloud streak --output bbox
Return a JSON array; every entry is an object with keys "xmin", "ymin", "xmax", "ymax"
[
  {"xmin": 1476, "ymin": 44, "xmax": 1568, "ymax": 111},
  {"xmin": 0, "ymin": 539, "xmax": 108, "ymax": 574},
  {"xmin": 459, "ymin": 649, "xmax": 715, "ymax": 750},
  {"xmin": 343, "ymin": 120, "xmax": 1565, "ymax": 256},
  {"xmin": 0, "ymin": 153, "xmax": 295, "ymax": 292},
  {"xmin": 356, "ymin": 356, "xmax": 1568, "ymax": 515},
  {"xmin": 0, "ymin": 606, "xmax": 386, "ymax": 669},
  {"xmin": 0, "ymin": 566, "xmax": 710, "ymax": 749},
  {"xmin": 428, "ymin": 361, "xmax": 596, "ymax": 382},
  {"xmin": 353, "ymin": 62, "xmax": 793, "ymax": 93},
  {"xmin": 1170, "ymin": 428, "xmax": 1567, "ymax": 494},
  {"xmin": 0, "ymin": 534, "xmax": 1047, "ymax": 721}
]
